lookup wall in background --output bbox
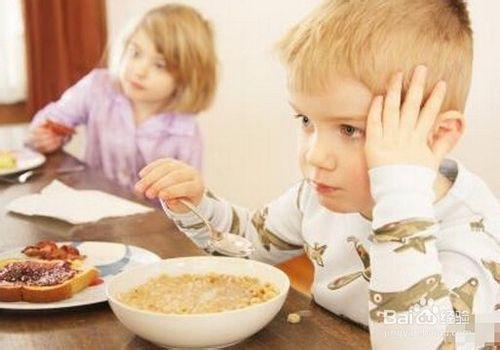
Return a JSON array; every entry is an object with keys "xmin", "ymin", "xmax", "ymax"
[
  {"xmin": 106, "ymin": 0, "xmax": 500, "ymax": 208},
  {"xmin": 452, "ymin": 0, "xmax": 500, "ymax": 192},
  {"xmin": 2, "ymin": 0, "xmax": 499, "ymax": 209}
]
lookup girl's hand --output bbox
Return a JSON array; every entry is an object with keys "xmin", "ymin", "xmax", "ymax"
[
  {"xmin": 365, "ymin": 65, "xmax": 448, "ymax": 172},
  {"xmin": 134, "ymin": 158, "xmax": 205, "ymax": 213},
  {"xmin": 28, "ymin": 121, "xmax": 64, "ymax": 154}
]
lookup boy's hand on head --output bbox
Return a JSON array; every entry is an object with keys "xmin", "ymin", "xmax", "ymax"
[
  {"xmin": 365, "ymin": 65, "xmax": 448, "ymax": 171},
  {"xmin": 134, "ymin": 158, "xmax": 205, "ymax": 213},
  {"xmin": 28, "ymin": 122, "xmax": 64, "ymax": 154}
]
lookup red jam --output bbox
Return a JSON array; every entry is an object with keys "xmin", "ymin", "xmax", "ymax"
[
  {"xmin": 89, "ymin": 277, "xmax": 103, "ymax": 286},
  {"xmin": 0, "ymin": 260, "xmax": 77, "ymax": 286}
]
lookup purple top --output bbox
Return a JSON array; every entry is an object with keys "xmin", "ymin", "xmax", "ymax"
[{"xmin": 30, "ymin": 69, "xmax": 202, "ymax": 189}]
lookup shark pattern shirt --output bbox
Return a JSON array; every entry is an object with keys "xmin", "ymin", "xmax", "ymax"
[{"xmin": 162, "ymin": 159, "xmax": 500, "ymax": 350}]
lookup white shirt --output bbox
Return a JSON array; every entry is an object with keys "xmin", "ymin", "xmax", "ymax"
[{"xmin": 162, "ymin": 159, "xmax": 500, "ymax": 349}]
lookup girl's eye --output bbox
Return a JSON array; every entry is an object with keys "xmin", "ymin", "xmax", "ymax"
[
  {"xmin": 340, "ymin": 125, "xmax": 364, "ymax": 139},
  {"xmin": 155, "ymin": 61, "xmax": 166, "ymax": 69},
  {"xmin": 128, "ymin": 47, "xmax": 139, "ymax": 58}
]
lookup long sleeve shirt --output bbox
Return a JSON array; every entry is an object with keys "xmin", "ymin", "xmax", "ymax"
[
  {"xmin": 30, "ymin": 69, "xmax": 202, "ymax": 189},
  {"xmin": 162, "ymin": 159, "xmax": 500, "ymax": 349}
]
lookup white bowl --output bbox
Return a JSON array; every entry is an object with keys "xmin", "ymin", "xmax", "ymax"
[{"xmin": 106, "ymin": 256, "xmax": 290, "ymax": 348}]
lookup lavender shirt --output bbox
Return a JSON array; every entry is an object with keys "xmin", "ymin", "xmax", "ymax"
[{"xmin": 30, "ymin": 69, "xmax": 202, "ymax": 189}]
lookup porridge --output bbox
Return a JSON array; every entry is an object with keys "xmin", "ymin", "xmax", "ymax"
[{"xmin": 119, "ymin": 272, "xmax": 279, "ymax": 314}]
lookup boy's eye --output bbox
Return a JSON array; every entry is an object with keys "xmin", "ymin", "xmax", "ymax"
[
  {"xmin": 340, "ymin": 124, "xmax": 364, "ymax": 138},
  {"xmin": 295, "ymin": 114, "xmax": 311, "ymax": 128}
]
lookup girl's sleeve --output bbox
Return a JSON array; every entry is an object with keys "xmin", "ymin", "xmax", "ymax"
[
  {"xmin": 29, "ymin": 70, "xmax": 98, "ymax": 129},
  {"xmin": 368, "ymin": 165, "xmax": 499, "ymax": 349},
  {"xmin": 175, "ymin": 132, "xmax": 203, "ymax": 172},
  {"xmin": 161, "ymin": 181, "xmax": 310, "ymax": 265}
]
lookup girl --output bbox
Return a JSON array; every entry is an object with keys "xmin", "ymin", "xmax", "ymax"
[{"xmin": 28, "ymin": 4, "xmax": 217, "ymax": 189}]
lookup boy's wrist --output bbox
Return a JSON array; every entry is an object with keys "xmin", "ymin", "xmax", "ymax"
[
  {"xmin": 369, "ymin": 164, "xmax": 436, "ymax": 229},
  {"xmin": 369, "ymin": 164, "xmax": 436, "ymax": 199}
]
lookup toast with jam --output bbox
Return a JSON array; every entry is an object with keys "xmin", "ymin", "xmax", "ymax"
[{"xmin": 0, "ymin": 259, "xmax": 99, "ymax": 302}]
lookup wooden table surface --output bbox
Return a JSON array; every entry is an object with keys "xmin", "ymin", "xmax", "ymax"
[{"xmin": 0, "ymin": 152, "xmax": 370, "ymax": 349}]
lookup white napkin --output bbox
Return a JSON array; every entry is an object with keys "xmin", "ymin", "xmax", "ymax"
[{"xmin": 7, "ymin": 180, "xmax": 153, "ymax": 224}]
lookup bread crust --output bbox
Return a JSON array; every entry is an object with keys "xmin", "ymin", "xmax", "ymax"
[{"xmin": 0, "ymin": 259, "xmax": 99, "ymax": 303}]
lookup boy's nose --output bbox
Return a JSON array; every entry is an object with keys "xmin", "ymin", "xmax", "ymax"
[{"xmin": 305, "ymin": 135, "xmax": 336, "ymax": 171}]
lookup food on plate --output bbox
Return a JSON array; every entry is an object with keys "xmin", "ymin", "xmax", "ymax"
[
  {"xmin": 22, "ymin": 240, "xmax": 85, "ymax": 261},
  {"xmin": 119, "ymin": 272, "xmax": 279, "ymax": 314},
  {"xmin": 0, "ymin": 151, "xmax": 16, "ymax": 170},
  {"xmin": 0, "ymin": 259, "xmax": 99, "ymax": 302},
  {"xmin": 44, "ymin": 119, "xmax": 75, "ymax": 137}
]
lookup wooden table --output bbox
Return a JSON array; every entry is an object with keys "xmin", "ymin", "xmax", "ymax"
[{"xmin": 0, "ymin": 152, "xmax": 370, "ymax": 349}]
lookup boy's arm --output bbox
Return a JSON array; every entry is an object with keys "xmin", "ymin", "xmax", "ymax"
[
  {"xmin": 161, "ymin": 181, "xmax": 308, "ymax": 264},
  {"xmin": 368, "ymin": 165, "xmax": 499, "ymax": 349}
]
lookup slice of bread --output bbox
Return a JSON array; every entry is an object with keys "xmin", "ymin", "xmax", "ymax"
[
  {"xmin": 0, "ymin": 151, "xmax": 16, "ymax": 170},
  {"xmin": 0, "ymin": 259, "xmax": 99, "ymax": 303}
]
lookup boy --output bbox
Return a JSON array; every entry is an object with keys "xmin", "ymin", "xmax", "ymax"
[{"xmin": 135, "ymin": 0, "xmax": 499, "ymax": 348}]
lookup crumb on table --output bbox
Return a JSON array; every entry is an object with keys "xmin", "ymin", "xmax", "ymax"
[{"xmin": 287, "ymin": 313, "xmax": 301, "ymax": 324}]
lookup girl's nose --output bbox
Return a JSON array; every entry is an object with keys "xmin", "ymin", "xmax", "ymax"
[{"xmin": 133, "ymin": 59, "xmax": 149, "ymax": 78}]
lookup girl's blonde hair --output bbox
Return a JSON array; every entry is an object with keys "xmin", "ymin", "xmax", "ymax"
[
  {"xmin": 109, "ymin": 4, "xmax": 217, "ymax": 114},
  {"xmin": 277, "ymin": 0, "xmax": 473, "ymax": 112}
]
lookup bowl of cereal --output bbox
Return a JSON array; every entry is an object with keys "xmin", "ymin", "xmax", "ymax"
[{"xmin": 106, "ymin": 256, "xmax": 290, "ymax": 348}]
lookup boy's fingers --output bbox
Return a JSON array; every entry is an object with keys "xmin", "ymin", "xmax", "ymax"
[
  {"xmin": 144, "ymin": 169, "xmax": 196, "ymax": 198},
  {"xmin": 382, "ymin": 72, "xmax": 403, "ymax": 137},
  {"xmin": 417, "ymin": 81, "xmax": 447, "ymax": 137},
  {"xmin": 135, "ymin": 162, "xmax": 181, "ymax": 192},
  {"xmin": 366, "ymin": 96, "xmax": 384, "ymax": 141},
  {"xmin": 164, "ymin": 199, "xmax": 190, "ymax": 214},
  {"xmin": 157, "ymin": 181, "xmax": 203, "ymax": 201},
  {"xmin": 400, "ymin": 65, "xmax": 427, "ymax": 132},
  {"xmin": 138, "ymin": 158, "xmax": 175, "ymax": 177}
]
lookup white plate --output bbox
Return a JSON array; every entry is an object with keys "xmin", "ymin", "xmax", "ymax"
[
  {"xmin": 0, "ymin": 148, "xmax": 46, "ymax": 176},
  {"xmin": 0, "ymin": 241, "xmax": 161, "ymax": 310}
]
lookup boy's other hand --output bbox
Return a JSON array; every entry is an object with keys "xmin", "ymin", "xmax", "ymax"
[
  {"xmin": 134, "ymin": 158, "xmax": 205, "ymax": 213},
  {"xmin": 28, "ymin": 122, "xmax": 64, "ymax": 154},
  {"xmin": 365, "ymin": 65, "xmax": 448, "ymax": 171}
]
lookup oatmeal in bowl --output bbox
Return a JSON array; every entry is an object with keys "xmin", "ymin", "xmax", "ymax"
[
  {"xmin": 106, "ymin": 256, "xmax": 290, "ymax": 348},
  {"xmin": 118, "ymin": 272, "xmax": 280, "ymax": 314}
]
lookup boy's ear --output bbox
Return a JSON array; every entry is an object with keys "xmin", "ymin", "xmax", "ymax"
[{"xmin": 428, "ymin": 110, "xmax": 465, "ymax": 158}]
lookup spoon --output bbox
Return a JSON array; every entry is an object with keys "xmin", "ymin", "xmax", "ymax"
[
  {"xmin": 0, "ymin": 165, "xmax": 85, "ymax": 184},
  {"xmin": 178, "ymin": 199, "xmax": 254, "ymax": 258}
]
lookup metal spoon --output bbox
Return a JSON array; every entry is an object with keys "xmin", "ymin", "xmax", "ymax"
[
  {"xmin": 178, "ymin": 199, "xmax": 254, "ymax": 258},
  {"xmin": 0, "ymin": 165, "xmax": 85, "ymax": 184},
  {"xmin": 17, "ymin": 165, "xmax": 86, "ymax": 183}
]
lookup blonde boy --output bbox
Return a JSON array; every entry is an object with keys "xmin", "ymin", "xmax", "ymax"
[{"xmin": 136, "ymin": 1, "xmax": 500, "ymax": 348}]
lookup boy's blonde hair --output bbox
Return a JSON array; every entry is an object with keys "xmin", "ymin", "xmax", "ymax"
[
  {"xmin": 277, "ymin": 0, "xmax": 473, "ymax": 112},
  {"xmin": 109, "ymin": 4, "xmax": 217, "ymax": 114}
]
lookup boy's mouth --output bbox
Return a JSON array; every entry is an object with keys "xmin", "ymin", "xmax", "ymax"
[{"xmin": 311, "ymin": 180, "xmax": 341, "ymax": 194}]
